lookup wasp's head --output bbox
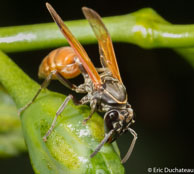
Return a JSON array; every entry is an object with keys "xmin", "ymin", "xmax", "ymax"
[{"xmin": 104, "ymin": 106, "xmax": 135, "ymax": 143}]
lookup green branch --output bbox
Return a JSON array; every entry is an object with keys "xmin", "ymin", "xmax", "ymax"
[
  {"xmin": 0, "ymin": 51, "xmax": 40, "ymax": 108},
  {"xmin": 1, "ymin": 8, "xmax": 194, "ymax": 52},
  {"xmin": 1, "ymin": 8, "xmax": 194, "ymax": 68}
]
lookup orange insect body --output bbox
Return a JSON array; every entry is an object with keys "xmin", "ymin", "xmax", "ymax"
[{"xmin": 38, "ymin": 47, "xmax": 81, "ymax": 79}]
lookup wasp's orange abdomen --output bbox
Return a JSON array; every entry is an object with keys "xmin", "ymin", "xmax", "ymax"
[{"xmin": 38, "ymin": 47, "xmax": 81, "ymax": 79}]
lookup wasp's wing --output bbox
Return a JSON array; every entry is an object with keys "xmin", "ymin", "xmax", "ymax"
[
  {"xmin": 82, "ymin": 7, "xmax": 122, "ymax": 82},
  {"xmin": 46, "ymin": 3, "xmax": 102, "ymax": 87}
]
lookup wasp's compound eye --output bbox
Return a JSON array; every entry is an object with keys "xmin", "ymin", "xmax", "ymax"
[
  {"xmin": 108, "ymin": 110, "xmax": 119, "ymax": 121},
  {"xmin": 104, "ymin": 110, "xmax": 119, "ymax": 131}
]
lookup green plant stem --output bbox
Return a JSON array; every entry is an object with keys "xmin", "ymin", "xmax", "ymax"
[
  {"xmin": 1, "ymin": 8, "xmax": 194, "ymax": 68},
  {"xmin": 1, "ymin": 8, "xmax": 194, "ymax": 53},
  {"xmin": 174, "ymin": 48, "xmax": 194, "ymax": 67},
  {"xmin": 0, "ymin": 50, "xmax": 40, "ymax": 108}
]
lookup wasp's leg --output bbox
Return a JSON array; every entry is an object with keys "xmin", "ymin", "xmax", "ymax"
[
  {"xmin": 18, "ymin": 70, "xmax": 87, "ymax": 116},
  {"xmin": 74, "ymin": 58, "xmax": 98, "ymax": 123},
  {"xmin": 121, "ymin": 128, "xmax": 137, "ymax": 164},
  {"xmin": 18, "ymin": 70, "xmax": 57, "ymax": 116},
  {"xmin": 90, "ymin": 128, "xmax": 116, "ymax": 158},
  {"xmin": 55, "ymin": 72, "xmax": 77, "ymax": 90},
  {"xmin": 43, "ymin": 93, "xmax": 88, "ymax": 141},
  {"xmin": 74, "ymin": 58, "xmax": 90, "ymax": 82},
  {"xmin": 43, "ymin": 94, "xmax": 81, "ymax": 141},
  {"xmin": 83, "ymin": 99, "xmax": 97, "ymax": 124},
  {"xmin": 55, "ymin": 72, "xmax": 86, "ymax": 93}
]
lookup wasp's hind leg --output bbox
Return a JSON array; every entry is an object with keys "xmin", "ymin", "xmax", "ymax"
[
  {"xmin": 18, "ymin": 71, "xmax": 86, "ymax": 116},
  {"xmin": 55, "ymin": 73, "xmax": 87, "ymax": 93},
  {"xmin": 18, "ymin": 70, "xmax": 57, "ymax": 116}
]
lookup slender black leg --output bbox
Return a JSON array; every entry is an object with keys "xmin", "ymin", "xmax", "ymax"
[
  {"xmin": 18, "ymin": 71, "xmax": 84, "ymax": 116},
  {"xmin": 43, "ymin": 94, "xmax": 75, "ymax": 141},
  {"xmin": 55, "ymin": 72, "xmax": 77, "ymax": 90},
  {"xmin": 74, "ymin": 58, "xmax": 90, "ymax": 81},
  {"xmin": 56, "ymin": 72, "xmax": 87, "ymax": 93},
  {"xmin": 83, "ymin": 99, "xmax": 97, "ymax": 124},
  {"xmin": 121, "ymin": 128, "xmax": 137, "ymax": 164},
  {"xmin": 18, "ymin": 70, "xmax": 57, "ymax": 116},
  {"xmin": 90, "ymin": 128, "xmax": 116, "ymax": 158}
]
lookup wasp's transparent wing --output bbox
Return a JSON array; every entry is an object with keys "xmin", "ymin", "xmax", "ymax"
[
  {"xmin": 46, "ymin": 3, "xmax": 102, "ymax": 88},
  {"xmin": 82, "ymin": 7, "xmax": 122, "ymax": 82}
]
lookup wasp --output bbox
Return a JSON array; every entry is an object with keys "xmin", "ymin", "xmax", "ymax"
[{"xmin": 19, "ymin": 3, "xmax": 137, "ymax": 163}]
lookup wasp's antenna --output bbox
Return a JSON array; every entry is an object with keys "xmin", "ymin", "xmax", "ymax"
[
  {"xmin": 121, "ymin": 128, "xmax": 137, "ymax": 164},
  {"xmin": 90, "ymin": 128, "xmax": 116, "ymax": 158}
]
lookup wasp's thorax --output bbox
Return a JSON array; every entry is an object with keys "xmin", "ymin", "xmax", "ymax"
[{"xmin": 91, "ymin": 74, "xmax": 127, "ymax": 109}]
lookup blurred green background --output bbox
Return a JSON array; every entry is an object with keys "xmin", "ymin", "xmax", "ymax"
[{"xmin": 0, "ymin": 0, "xmax": 194, "ymax": 173}]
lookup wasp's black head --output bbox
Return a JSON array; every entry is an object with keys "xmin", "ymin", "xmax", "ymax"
[{"xmin": 104, "ymin": 107, "xmax": 134, "ymax": 143}]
